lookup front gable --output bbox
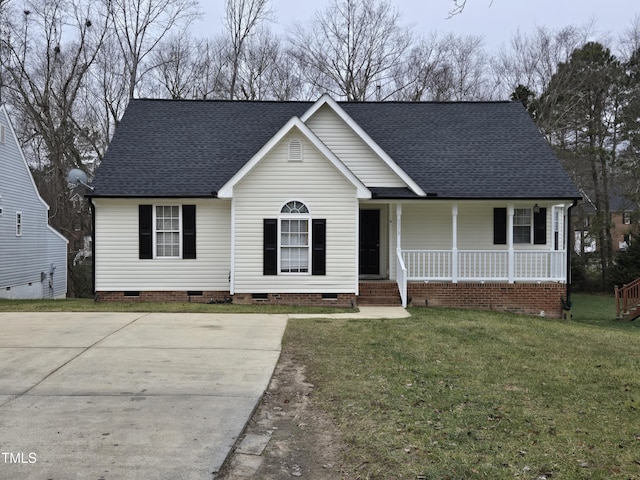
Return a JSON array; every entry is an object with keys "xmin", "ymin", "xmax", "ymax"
[
  {"xmin": 217, "ymin": 116, "xmax": 370, "ymax": 199},
  {"xmin": 302, "ymin": 95, "xmax": 426, "ymax": 196}
]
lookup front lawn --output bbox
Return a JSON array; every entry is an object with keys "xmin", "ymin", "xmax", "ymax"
[
  {"xmin": 0, "ymin": 298, "xmax": 354, "ymax": 314},
  {"xmin": 286, "ymin": 300, "xmax": 640, "ymax": 479}
]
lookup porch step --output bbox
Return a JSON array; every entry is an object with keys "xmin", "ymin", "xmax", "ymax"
[
  {"xmin": 358, "ymin": 281, "xmax": 402, "ymax": 306},
  {"xmin": 622, "ymin": 306, "xmax": 640, "ymax": 321}
]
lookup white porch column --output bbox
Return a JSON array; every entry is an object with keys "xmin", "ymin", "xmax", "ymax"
[
  {"xmin": 452, "ymin": 203, "xmax": 458, "ymax": 283},
  {"xmin": 396, "ymin": 203, "xmax": 402, "ymax": 250},
  {"xmin": 508, "ymin": 203, "xmax": 514, "ymax": 283}
]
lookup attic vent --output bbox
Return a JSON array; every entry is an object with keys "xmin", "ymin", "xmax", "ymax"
[
  {"xmin": 288, "ymin": 139, "xmax": 303, "ymax": 162},
  {"xmin": 0, "ymin": 125, "xmax": 5, "ymax": 144}
]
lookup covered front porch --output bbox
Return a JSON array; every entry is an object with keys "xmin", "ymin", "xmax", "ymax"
[{"xmin": 359, "ymin": 200, "xmax": 571, "ymax": 309}]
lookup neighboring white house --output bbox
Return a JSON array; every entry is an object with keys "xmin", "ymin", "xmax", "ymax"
[
  {"xmin": 0, "ymin": 104, "xmax": 68, "ymax": 299},
  {"xmin": 89, "ymin": 95, "xmax": 581, "ymax": 317}
]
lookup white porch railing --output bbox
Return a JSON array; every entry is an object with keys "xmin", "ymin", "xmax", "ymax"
[
  {"xmin": 401, "ymin": 250, "xmax": 566, "ymax": 283},
  {"xmin": 396, "ymin": 249, "xmax": 408, "ymax": 308}
]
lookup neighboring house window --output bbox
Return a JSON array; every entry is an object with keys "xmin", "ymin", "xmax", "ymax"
[
  {"xmin": 493, "ymin": 207, "xmax": 546, "ymax": 245},
  {"xmin": 623, "ymin": 212, "xmax": 631, "ymax": 225},
  {"xmin": 138, "ymin": 205, "xmax": 196, "ymax": 259},
  {"xmin": 16, "ymin": 212, "xmax": 22, "ymax": 236},
  {"xmin": 263, "ymin": 201, "xmax": 326, "ymax": 276}
]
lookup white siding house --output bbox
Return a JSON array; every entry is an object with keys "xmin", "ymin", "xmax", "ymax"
[
  {"xmin": 0, "ymin": 104, "xmax": 68, "ymax": 299},
  {"xmin": 89, "ymin": 95, "xmax": 581, "ymax": 317}
]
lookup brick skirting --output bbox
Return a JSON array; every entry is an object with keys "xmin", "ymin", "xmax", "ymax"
[
  {"xmin": 96, "ymin": 283, "xmax": 567, "ymax": 317},
  {"xmin": 408, "ymin": 282, "xmax": 567, "ymax": 318},
  {"xmin": 96, "ymin": 291, "xmax": 356, "ymax": 307},
  {"xmin": 232, "ymin": 292, "xmax": 356, "ymax": 307},
  {"xmin": 96, "ymin": 291, "xmax": 231, "ymax": 304}
]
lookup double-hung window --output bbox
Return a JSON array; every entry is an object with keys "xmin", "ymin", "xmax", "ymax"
[
  {"xmin": 280, "ymin": 201, "xmax": 310, "ymax": 273},
  {"xmin": 494, "ymin": 207, "xmax": 547, "ymax": 245},
  {"xmin": 139, "ymin": 204, "xmax": 196, "ymax": 259},
  {"xmin": 263, "ymin": 201, "xmax": 326, "ymax": 276},
  {"xmin": 155, "ymin": 206, "xmax": 181, "ymax": 258},
  {"xmin": 513, "ymin": 208, "xmax": 532, "ymax": 244}
]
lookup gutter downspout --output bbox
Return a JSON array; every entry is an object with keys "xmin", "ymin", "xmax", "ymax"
[{"xmin": 89, "ymin": 198, "xmax": 96, "ymax": 300}]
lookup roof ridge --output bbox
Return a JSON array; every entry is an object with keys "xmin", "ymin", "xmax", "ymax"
[{"xmin": 129, "ymin": 98, "xmax": 517, "ymax": 105}]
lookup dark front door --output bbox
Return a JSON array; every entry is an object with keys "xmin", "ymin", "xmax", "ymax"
[{"xmin": 359, "ymin": 209, "xmax": 380, "ymax": 275}]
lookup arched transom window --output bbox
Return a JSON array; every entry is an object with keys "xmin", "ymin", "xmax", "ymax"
[
  {"xmin": 281, "ymin": 200, "xmax": 309, "ymax": 214},
  {"xmin": 280, "ymin": 201, "xmax": 310, "ymax": 273}
]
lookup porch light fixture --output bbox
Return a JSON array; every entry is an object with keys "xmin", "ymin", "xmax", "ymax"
[{"xmin": 533, "ymin": 203, "xmax": 540, "ymax": 213}]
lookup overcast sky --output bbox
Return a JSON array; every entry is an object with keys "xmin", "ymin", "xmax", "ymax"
[{"xmin": 195, "ymin": 0, "xmax": 639, "ymax": 53}]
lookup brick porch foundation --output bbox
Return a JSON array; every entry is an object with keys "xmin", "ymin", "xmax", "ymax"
[{"xmin": 408, "ymin": 282, "xmax": 567, "ymax": 318}]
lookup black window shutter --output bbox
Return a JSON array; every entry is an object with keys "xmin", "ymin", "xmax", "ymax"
[
  {"xmin": 263, "ymin": 219, "xmax": 277, "ymax": 275},
  {"xmin": 493, "ymin": 208, "xmax": 507, "ymax": 245},
  {"xmin": 139, "ymin": 205, "xmax": 153, "ymax": 259},
  {"xmin": 312, "ymin": 219, "xmax": 326, "ymax": 276},
  {"xmin": 534, "ymin": 207, "xmax": 547, "ymax": 245},
  {"xmin": 182, "ymin": 205, "xmax": 196, "ymax": 259}
]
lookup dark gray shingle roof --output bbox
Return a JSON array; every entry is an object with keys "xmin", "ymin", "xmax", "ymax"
[{"xmin": 91, "ymin": 99, "xmax": 580, "ymax": 199}]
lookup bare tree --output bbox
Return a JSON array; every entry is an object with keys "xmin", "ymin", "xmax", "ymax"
[
  {"xmin": 1, "ymin": 0, "xmax": 109, "ymax": 295},
  {"xmin": 151, "ymin": 33, "xmax": 202, "ymax": 99},
  {"xmin": 439, "ymin": 33, "xmax": 489, "ymax": 100},
  {"xmin": 290, "ymin": 0, "xmax": 412, "ymax": 101},
  {"xmin": 491, "ymin": 25, "xmax": 592, "ymax": 101},
  {"xmin": 619, "ymin": 14, "xmax": 640, "ymax": 61},
  {"xmin": 225, "ymin": 0, "xmax": 271, "ymax": 99},
  {"xmin": 448, "ymin": 0, "xmax": 493, "ymax": 18},
  {"xmin": 105, "ymin": 0, "xmax": 199, "ymax": 99}
]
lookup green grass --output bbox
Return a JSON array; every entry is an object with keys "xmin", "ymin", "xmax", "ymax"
[
  {"xmin": 285, "ymin": 299, "xmax": 640, "ymax": 479},
  {"xmin": 0, "ymin": 298, "xmax": 354, "ymax": 314}
]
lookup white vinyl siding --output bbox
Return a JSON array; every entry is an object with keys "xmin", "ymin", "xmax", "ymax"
[
  {"xmin": 0, "ymin": 106, "xmax": 68, "ymax": 299},
  {"xmin": 93, "ymin": 198, "xmax": 231, "ymax": 291},
  {"xmin": 233, "ymin": 131, "xmax": 358, "ymax": 294},
  {"xmin": 305, "ymin": 105, "xmax": 406, "ymax": 188}
]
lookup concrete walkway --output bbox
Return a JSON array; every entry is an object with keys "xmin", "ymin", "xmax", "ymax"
[
  {"xmin": 0, "ymin": 312, "xmax": 287, "ymax": 480},
  {"xmin": 289, "ymin": 306, "xmax": 410, "ymax": 320}
]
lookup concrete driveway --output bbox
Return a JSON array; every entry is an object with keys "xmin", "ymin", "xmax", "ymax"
[{"xmin": 0, "ymin": 312, "xmax": 287, "ymax": 480}]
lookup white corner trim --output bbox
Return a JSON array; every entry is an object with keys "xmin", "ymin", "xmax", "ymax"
[
  {"xmin": 217, "ymin": 116, "xmax": 371, "ymax": 199},
  {"xmin": 301, "ymin": 94, "xmax": 426, "ymax": 197}
]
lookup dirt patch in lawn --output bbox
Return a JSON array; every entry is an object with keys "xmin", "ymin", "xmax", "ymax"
[{"xmin": 215, "ymin": 351, "xmax": 350, "ymax": 480}]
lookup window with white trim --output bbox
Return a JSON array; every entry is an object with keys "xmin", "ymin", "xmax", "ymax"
[
  {"xmin": 155, "ymin": 205, "xmax": 180, "ymax": 257},
  {"xmin": 280, "ymin": 201, "xmax": 310, "ymax": 273},
  {"xmin": 623, "ymin": 212, "xmax": 631, "ymax": 225},
  {"xmin": 16, "ymin": 212, "xmax": 22, "ymax": 236},
  {"xmin": 139, "ymin": 205, "xmax": 196, "ymax": 260},
  {"xmin": 513, "ymin": 208, "xmax": 531, "ymax": 243}
]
